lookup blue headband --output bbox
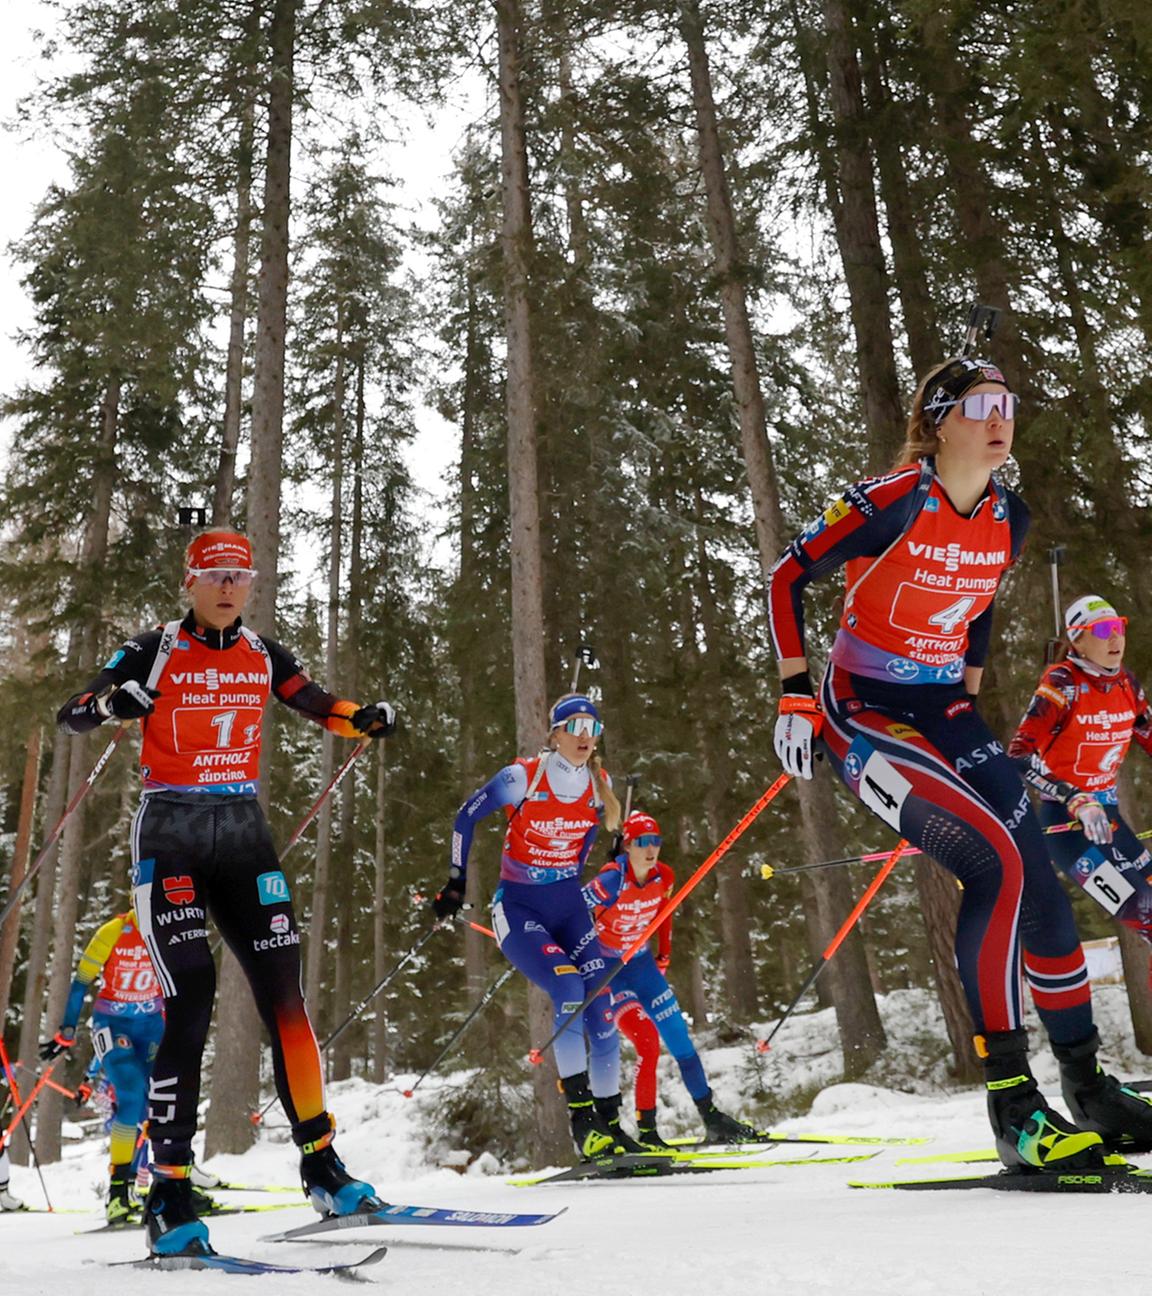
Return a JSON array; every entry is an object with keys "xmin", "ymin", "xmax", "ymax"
[
  {"xmin": 549, "ymin": 695, "xmax": 601, "ymax": 729},
  {"xmin": 922, "ymin": 357, "xmax": 1006, "ymax": 426}
]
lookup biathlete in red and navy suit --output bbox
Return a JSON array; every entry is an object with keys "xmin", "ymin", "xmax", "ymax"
[
  {"xmin": 768, "ymin": 355, "xmax": 1152, "ymax": 1168},
  {"xmin": 432, "ymin": 694, "xmax": 634, "ymax": 1160},
  {"xmin": 584, "ymin": 812, "xmax": 759, "ymax": 1147},
  {"xmin": 1010, "ymin": 595, "xmax": 1152, "ymax": 946},
  {"xmin": 57, "ymin": 529, "xmax": 394, "ymax": 1257}
]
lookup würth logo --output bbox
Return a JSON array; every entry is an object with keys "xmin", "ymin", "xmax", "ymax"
[{"xmin": 162, "ymin": 875, "xmax": 195, "ymax": 905}]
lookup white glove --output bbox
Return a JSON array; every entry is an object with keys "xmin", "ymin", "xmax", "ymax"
[
  {"xmin": 773, "ymin": 696, "xmax": 824, "ymax": 780},
  {"xmin": 1068, "ymin": 793, "xmax": 1112, "ymax": 846}
]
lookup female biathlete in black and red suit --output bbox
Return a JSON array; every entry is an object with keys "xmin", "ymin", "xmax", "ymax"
[
  {"xmin": 767, "ymin": 356, "xmax": 1152, "ymax": 1170},
  {"xmin": 1009, "ymin": 594, "xmax": 1152, "ymax": 1144},
  {"xmin": 57, "ymin": 529, "xmax": 395, "ymax": 1257}
]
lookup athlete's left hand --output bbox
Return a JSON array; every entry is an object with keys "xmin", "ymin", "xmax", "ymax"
[
  {"xmin": 38, "ymin": 1028, "xmax": 75, "ymax": 1061},
  {"xmin": 774, "ymin": 695, "xmax": 824, "ymax": 779},
  {"xmin": 432, "ymin": 880, "xmax": 465, "ymax": 920},
  {"xmin": 352, "ymin": 701, "xmax": 396, "ymax": 739},
  {"xmin": 1069, "ymin": 792, "xmax": 1112, "ymax": 846}
]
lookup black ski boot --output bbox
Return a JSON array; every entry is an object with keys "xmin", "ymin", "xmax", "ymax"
[
  {"xmin": 106, "ymin": 1163, "xmax": 137, "ymax": 1225},
  {"xmin": 635, "ymin": 1108, "xmax": 671, "ymax": 1150},
  {"xmin": 979, "ymin": 1029, "xmax": 1105, "ymax": 1170},
  {"xmin": 143, "ymin": 1172, "xmax": 212, "ymax": 1256},
  {"xmin": 560, "ymin": 1072, "xmax": 618, "ymax": 1160},
  {"xmin": 593, "ymin": 1093, "xmax": 649, "ymax": 1154},
  {"xmin": 296, "ymin": 1112, "xmax": 383, "ymax": 1217},
  {"xmin": 1055, "ymin": 1029, "xmax": 1152, "ymax": 1152},
  {"xmin": 694, "ymin": 1093, "xmax": 762, "ymax": 1145}
]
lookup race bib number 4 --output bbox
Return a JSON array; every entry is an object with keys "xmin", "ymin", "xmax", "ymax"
[{"xmin": 844, "ymin": 738, "xmax": 912, "ymax": 832}]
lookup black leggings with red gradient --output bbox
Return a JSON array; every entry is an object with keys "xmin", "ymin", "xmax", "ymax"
[{"xmin": 820, "ymin": 665, "xmax": 1094, "ymax": 1046}]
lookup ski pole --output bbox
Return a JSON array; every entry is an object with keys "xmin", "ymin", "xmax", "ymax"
[
  {"xmin": 401, "ymin": 966, "xmax": 517, "ymax": 1099},
  {"xmin": 755, "ymin": 838, "xmax": 910, "ymax": 1055},
  {"xmin": 757, "ymin": 817, "xmax": 1137, "ymax": 880},
  {"xmin": 528, "ymin": 772, "xmax": 793, "ymax": 1066},
  {"xmin": 279, "ymin": 738, "xmax": 370, "ymax": 864},
  {"xmin": 251, "ymin": 920, "xmax": 444, "ymax": 1124},
  {"xmin": 1044, "ymin": 546, "xmax": 1067, "ymax": 665},
  {"xmin": 570, "ymin": 642, "xmax": 599, "ymax": 693},
  {"xmin": 607, "ymin": 773, "xmax": 640, "ymax": 859},
  {"xmin": 2, "ymin": 1059, "xmax": 60, "ymax": 1145},
  {"xmin": 12, "ymin": 1060, "xmax": 76, "ymax": 1101},
  {"xmin": 0, "ymin": 1043, "xmax": 53, "ymax": 1212},
  {"xmin": 0, "ymin": 723, "xmax": 129, "ymax": 933}
]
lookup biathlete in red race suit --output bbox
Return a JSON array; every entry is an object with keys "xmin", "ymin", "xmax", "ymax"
[
  {"xmin": 1010, "ymin": 595, "xmax": 1152, "ymax": 963},
  {"xmin": 584, "ymin": 812, "xmax": 760, "ymax": 1147},
  {"xmin": 432, "ymin": 694, "xmax": 637, "ymax": 1160},
  {"xmin": 57, "ymin": 529, "xmax": 396, "ymax": 1257},
  {"xmin": 767, "ymin": 356, "xmax": 1152, "ymax": 1168},
  {"xmin": 39, "ymin": 909, "xmax": 164, "ymax": 1223}
]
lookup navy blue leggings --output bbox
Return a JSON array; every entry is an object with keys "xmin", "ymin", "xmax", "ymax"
[
  {"xmin": 821, "ymin": 666, "xmax": 1094, "ymax": 1044},
  {"xmin": 611, "ymin": 949, "xmax": 709, "ymax": 1101},
  {"xmin": 1038, "ymin": 799, "xmax": 1152, "ymax": 938},
  {"xmin": 493, "ymin": 878, "xmax": 619, "ymax": 1093}
]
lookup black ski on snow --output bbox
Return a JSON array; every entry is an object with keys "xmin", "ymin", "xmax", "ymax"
[
  {"xmin": 851, "ymin": 1167, "xmax": 1152, "ymax": 1193},
  {"xmin": 263, "ymin": 1201, "xmax": 563, "ymax": 1243},
  {"xmin": 512, "ymin": 1152, "xmax": 759, "ymax": 1185},
  {"xmin": 668, "ymin": 1130, "xmax": 928, "ymax": 1149},
  {"xmin": 103, "ymin": 1243, "xmax": 387, "ymax": 1279}
]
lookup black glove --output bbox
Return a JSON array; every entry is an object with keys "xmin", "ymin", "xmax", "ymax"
[
  {"xmin": 351, "ymin": 700, "xmax": 396, "ymax": 739},
  {"xmin": 74, "ymin": 1081, "xmax": 93, "ymax": 1108},
  {"xmin": 38, "ymin": 1027, "xmax": 75, "ymax": 1061},
  {"xmin": 432, "ymin": 880, "xmax": 465, "ymax": 920},
  {"xmin": 97, "ymin": 680, "xmax": 158, "ymax": 721}
]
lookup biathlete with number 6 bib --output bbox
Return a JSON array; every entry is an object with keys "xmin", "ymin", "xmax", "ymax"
[
  {"xmin": 56, "ymin": 529, "xmax": 396, "ymax": 1257},
  {"xmin": 584, "ymin": 812, "xmax": 760, "ymax": 1148},
  {"xmin": 767, "ymin": 356, "xmax": 1152, "ymax": 1168},
  {"xmin": 432, "ymin": 694, "xmax": 636, "ymax": 1160},
  {"xmin": 39, "ymin": 907, "xmax": 164, "ymax": 1223},
  {"xmin": 1009, "ymin": 596, "xmax": 1152, "ymax": 973}
]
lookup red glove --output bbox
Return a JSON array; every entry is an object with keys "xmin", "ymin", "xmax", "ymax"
[{"xmin": 655, "ymin": 953, "xmax": 671, "ymax": 974}]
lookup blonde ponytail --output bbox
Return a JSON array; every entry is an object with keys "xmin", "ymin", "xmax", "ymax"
[{"xmin": 589, "ymin": 752, "xmax": 621, "ymax": 833}]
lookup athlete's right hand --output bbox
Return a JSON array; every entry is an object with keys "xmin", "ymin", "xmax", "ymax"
[
  {"xmin": 431, "ymin": 880, "xmax": 465, "ymax": 920},
  {"xmin": 773, "ymin": 695, "xmax": 824, "ymax": 779},
  {"xmin": 96, "ymin": 680, "xmax": 158, "ymax": 722},
  {"xmin": 1069, "ymin": 792, "xmax": 1112, "ymax": 846},
  {"xmin": 74, "ymin": 1081, "xmax": 93, "ymax": 1108},
  {"xmin": 38, "ymin": 1027, "xmax": 75, "ymax": 1061}
]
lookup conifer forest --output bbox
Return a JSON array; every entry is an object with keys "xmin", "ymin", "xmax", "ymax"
[{"xmin": 1, "ymin": 0, "xmax": 1151, "ymax": 1172}]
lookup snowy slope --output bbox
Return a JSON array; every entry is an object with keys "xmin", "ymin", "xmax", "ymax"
[{"xmin": 3, "ymin": 984, "xmax": 1148, "ymax": 1296}]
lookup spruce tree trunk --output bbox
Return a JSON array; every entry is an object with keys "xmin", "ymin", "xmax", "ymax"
[
  {"xmin": 1116, "ymin": 770, "xmax": 1152, "ymax": 1051},
  {"xmin": 372, "ymin": 742, "xmax": 389, "ymax": 1084},
  {"xmin": 0, "ymin": 729, "xmax": 41, "ymax": 1029},
  {"xmin": 818, "ymin": 0, "xmax": 904, "ymax": 467},
  {"xmin": 678, "ymin": 0, "xmax": 886, "ymax": 1071},
  {"xmin": 305, "ymin": 334, "xmax": 345, "ymax": 1019},
  {"xmin": 206, "ymin": 0, "xmax": 297, "ymax": 1158},
  {"xmin": 495, "ymin": 0, "xmax": 568, "ymax": 1164},
  {"xmin": 212, "ymin": 94, "xmax": 255, "ymax": 527},
  {"xmin": 915, "ymin": 859, "xmax": 979, "ymax": 1081}
]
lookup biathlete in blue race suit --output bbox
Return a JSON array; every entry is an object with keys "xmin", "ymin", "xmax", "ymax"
[
  {"xmin": 433, "ymin": 693, "xmax": 639, "ymax": 1159},
  {"xmin": 585, "ymin": 812, "xmax": 760, "ymax": 1147}
]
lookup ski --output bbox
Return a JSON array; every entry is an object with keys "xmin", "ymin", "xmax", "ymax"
[
  {"xmin": 78, "ymin": 1201, "xmax": 297, "ymax": 1234},
  {"xmin": 102, "ymin": 1243, "xmax": 387, "ymax": 1279},
  {"xmin": 667, "ymin": 1130, "xmax": 928, "ymax": 1149},
  {"xmin": 203, "ymin": 1181, "xmax": 301, "ymax": 1195},
  {"xmin": 509, "ymin": 1148, "xmax": 875, "ymax": 1186},
  {"xmin": 895, "ymin": 1148, "xmax": 1140, "ymax": 1167},
  {"xmin": 262, "ymin": 1202, "xmax": 562, "ymax": 1242},
  {"xmin": 850, "ymin": 1167, "xmax": 1152, "ymax": 1193}
]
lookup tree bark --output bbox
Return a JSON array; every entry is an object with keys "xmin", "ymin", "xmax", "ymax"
[
  {"xmin": 915, "ymin": 858, "xmax": 979, "ymax": 1081},
  {"xmin": 0, "ymin": 729, "xmax": 41, "ymax": 1029},
  {"xmin": 305, "ymin": 321, "xmax": 346, "ymax": 1019},
  {"xmin": 206, "ymin": 0, "xmax": 297, "ymax": 1158},
  {"xmin": 371, "ymin": 741, "xmax": 389, "ymax": 1084},
  {"xmin": 818, "ymin": 0, "xmax": 905, "ymax": 466},
  {"xmin": 212, "ymin": 92, "xmax": 255, "ymax": 527},
  {"xmin": 678, "ymin": 0, "xmax": 886, "ymax": 1070},
  {"xmin": 495, "ymin": 0, "xmax": 568, "ymax": 1164}
]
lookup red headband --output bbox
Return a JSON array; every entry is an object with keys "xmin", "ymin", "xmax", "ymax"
[
  {"xmin": 623, "ymin": 813, "xmax": 661, "ymax": 843},
  {"xmin": 187, "ymin": 532, "xmax": 253, "ymax": 571}
]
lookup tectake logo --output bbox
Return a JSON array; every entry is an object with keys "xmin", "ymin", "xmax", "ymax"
[
  {"xmin": 257, "ymin": 871, "xmax": 290, "ymax": 906},
  {"xmin": 269, "ymin": 913, "xmax": 290, "ymax": 935},
  {"xmin": 162, "ymin": 875, "xmax": 196, "ymax": 905}
]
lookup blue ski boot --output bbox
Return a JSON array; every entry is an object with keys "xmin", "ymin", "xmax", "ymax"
[
  {"xmin": 143, "ymin": 1171, "xmax": 212, "ymax": 1256},
  {"xmin": 300, "ymin": 1144, "xmax": 383, "ymax": 1217}
]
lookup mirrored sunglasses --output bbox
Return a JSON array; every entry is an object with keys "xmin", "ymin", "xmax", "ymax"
[
  {"xmin": 188, "ymin": 567, "xmax": 257, "ymax": 587},
  {"xmin": 1084, "ymin": 616, "xmax": 1127, "ymax": 640},
  {"xmin": 631, "ymin": 833, "xmax": 661, "ymax": 848},
  {"xmin": 562, "ymin": 716, "xmax": 603, "ymax": 738},
  {"xmin": 957, "ymin": 392, "xmax": 1018, "ymax": 420}
]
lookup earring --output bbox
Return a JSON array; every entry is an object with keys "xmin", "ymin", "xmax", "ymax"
[{"xmin": 938, "ymin": 435, "xmax": 947, "ymax": 444}]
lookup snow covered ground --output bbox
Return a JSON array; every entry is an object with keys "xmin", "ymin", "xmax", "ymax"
[{"xmin": 3, "ymin": 985, "xmax": 1149, "ymax": 1295}]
